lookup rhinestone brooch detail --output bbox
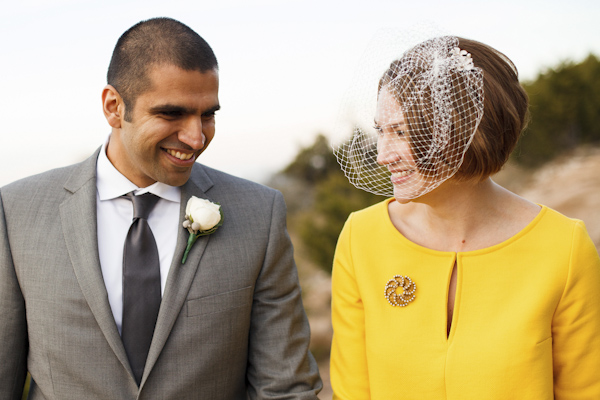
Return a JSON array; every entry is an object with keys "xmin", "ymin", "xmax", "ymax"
[{"xmin": 384, "ymin": 275, "xmax": 416, "ymax": 307}]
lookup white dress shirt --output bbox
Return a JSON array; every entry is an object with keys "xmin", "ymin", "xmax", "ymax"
[{"xmin": 96, "ymin": 141, "xmax": 181, "ymax": 333}]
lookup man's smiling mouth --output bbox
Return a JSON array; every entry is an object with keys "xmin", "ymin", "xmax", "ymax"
[{"xmin": 165, "ymin": 149, "xmax": 195, "ymax": 161}]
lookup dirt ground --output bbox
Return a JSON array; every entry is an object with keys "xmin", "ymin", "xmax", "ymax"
[{"xmin": 300, "ymin": 146, "xmax": 600, "ymax": 399}]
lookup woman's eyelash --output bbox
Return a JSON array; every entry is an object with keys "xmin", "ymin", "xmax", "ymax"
[{"xmin": 373, "ymin": 126, "xmax": 406, "ymax": 137}]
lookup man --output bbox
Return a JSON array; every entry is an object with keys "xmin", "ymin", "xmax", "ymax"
[{"xmin": 0, "ymin": 17, "xmax": 321, "ymax": 399}]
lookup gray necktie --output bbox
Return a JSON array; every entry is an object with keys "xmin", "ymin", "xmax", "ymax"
[{"xmin": 122, "ymin": 192, "xmax": 161, "ymax": 386}]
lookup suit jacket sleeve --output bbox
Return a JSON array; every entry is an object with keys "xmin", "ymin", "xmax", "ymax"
[
  {"xmin": 244, "ymin": 191, "xmax": 322, "ymax": 399},
  {"xmin": 0, "ymin": 191, "xmax": 28, "ymax": 400}
]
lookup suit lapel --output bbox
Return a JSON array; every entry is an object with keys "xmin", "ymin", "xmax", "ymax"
[
  {"xmin": 141, "ymin": 164, "xmax": 215, "ymax": 386},
  {"xmin": 60, "ymin": 148, "xmax": 133, "ymax": 377}
]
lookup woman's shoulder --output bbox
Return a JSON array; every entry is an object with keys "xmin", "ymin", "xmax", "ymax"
[
  {"xmin": 339, "ymin": 198, "xmax": 393, "ymax": 240},
  {"xmin": 484, "ymin": 188, "xmax": 587, "ymax": 250},
  {"xmin": 527, "ymin": 205, "xmax": 598, "ymax": 263},
  {"xmin": 537, "ymin": 205, "xmax": 588, "ymax": 234},
  {"xmin": 350, "ymin": 198, "xmax": 392, "ymax": 220}
]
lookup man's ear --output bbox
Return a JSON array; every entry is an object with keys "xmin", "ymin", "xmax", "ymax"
[{"xmin": 102, "ymin": 85, "xmax": 126, "ymax": 128}]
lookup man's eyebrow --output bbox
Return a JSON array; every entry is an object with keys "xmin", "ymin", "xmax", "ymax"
[
  {"xmin": 149, "ymin": 104, "xmax": 191, "ymax": 114},
  {"xmin": 202, "ymin": 104, "xmax": 220, "ymax": 116},
  {"xmin": 148, "ymin": 104, "xmax": 221, "ymax": 116}
]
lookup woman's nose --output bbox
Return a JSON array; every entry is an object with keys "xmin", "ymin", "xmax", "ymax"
[{"xmin": 376, "ymin": 135, "xmax": 401, "ymax": 165}]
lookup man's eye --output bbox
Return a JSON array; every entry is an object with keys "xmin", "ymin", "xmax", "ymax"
[
  {"xmin": 395, "ymin": 130, "xmax": 406, "ymax": 137},
  {"xmin": 161, "ymin": 111, "xmax": 182, "ymax": 118},
  {"xmin": 155, "ymin": 109, "xmax": 184, "ymax": 119}
]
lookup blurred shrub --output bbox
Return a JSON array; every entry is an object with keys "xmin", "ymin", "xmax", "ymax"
[
  {"xmin": 282, "ymin": 134, "xmax": 341, "ymax": 185},
  {"xmin": 296, "ymin": 173, "xmax": 380, "ymax": 272},
  {"xmin": 514, "ymin": 54, "xmax": 600, "ymax": 166},
  {"xmin": 272, "ymin": 134, "xmax": 380, "ymax": 274}
]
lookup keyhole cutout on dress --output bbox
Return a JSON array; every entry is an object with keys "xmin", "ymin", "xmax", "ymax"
[{"xmin": 447, "ymin": 261, "xmax": 458, "ymax": 337}]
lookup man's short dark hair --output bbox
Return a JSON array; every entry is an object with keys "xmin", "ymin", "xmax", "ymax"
[{"xmin": 107, "ymin": 17, "xmax": 218, "ymax": 121}]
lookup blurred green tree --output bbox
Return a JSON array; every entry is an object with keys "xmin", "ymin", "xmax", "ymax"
[
  {"xmin": 282, "ymin": 134, "xmax": 341, "ymax": 185},
  {"xmin": 514, "ymin": 54, "xmax": 600, "ymax": 166},
  {"xmin": 272, "ymin": 134, "xmax": 381, "ymax": 273},
  {"xmin": 296, "ymin": 173, "xmax": 380, "ymax": 272}
]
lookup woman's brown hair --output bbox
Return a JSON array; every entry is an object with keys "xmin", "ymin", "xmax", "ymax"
[
  {"xmin": 456, "ymin": 38, "xmax": 529, "ymax": 180},
  {"xmin": 379, "ymin": 37, "xmax": 529, "ymax": 181}
]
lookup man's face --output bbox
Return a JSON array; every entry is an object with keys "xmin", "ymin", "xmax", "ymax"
[{"xmin": 108, "ymin": 64, "xmax": 220, "ymax": 187}]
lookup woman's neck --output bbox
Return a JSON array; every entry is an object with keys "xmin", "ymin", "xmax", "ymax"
[{"xmin": 388, "ymin": 178, "xmax": 540, "ymax": 252}]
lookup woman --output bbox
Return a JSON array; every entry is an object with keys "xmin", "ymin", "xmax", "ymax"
[{"xmin": 330, "ymin": 36, "xmax": 600, "ymax": 399}]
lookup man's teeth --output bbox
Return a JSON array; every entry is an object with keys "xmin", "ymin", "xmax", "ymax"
[
  {"xmin": 392, "ymin": 170, "xmax": 413, "ymax": 177},
  {"xmin": 166, "ymin": 149, "xmax": 194, "ymax": 160}
]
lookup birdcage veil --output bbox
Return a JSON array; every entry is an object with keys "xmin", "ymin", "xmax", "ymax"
[{"xmin": 333, "ymin": 34, "xmax": 484, "ymax": 199}]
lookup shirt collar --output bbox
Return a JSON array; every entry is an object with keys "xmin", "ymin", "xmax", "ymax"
[{"xmin": 96, "ymin": 137, "xmax": 181, "ymax": 203}]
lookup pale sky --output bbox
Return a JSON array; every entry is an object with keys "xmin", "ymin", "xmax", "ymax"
[{"xmin": 1, "ymin": 0, "xmax": 599, "ymax": 186}]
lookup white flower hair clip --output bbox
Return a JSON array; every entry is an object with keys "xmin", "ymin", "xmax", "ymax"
[{"xmin": 450, "ymin": 47, "xmax": 474, "ymax": 71}]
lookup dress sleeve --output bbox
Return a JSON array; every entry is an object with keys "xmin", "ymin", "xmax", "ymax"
[
  {"xmin": 330, "ymin": 215, "xmax": 371, "ymax": 399},
  {"xmin": 552, "ymin": 220, "xmax": 600, "ymax": 399}
]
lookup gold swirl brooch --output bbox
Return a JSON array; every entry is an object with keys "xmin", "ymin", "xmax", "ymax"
[{"xmin": 384, "ymin": 275, "xmax": 416, "ymax": 307}]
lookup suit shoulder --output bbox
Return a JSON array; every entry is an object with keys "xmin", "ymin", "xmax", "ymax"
[
  {"xmin": 1, "ymin": 156, "xmax": 95, "ymax": 204},
  {"xmin": 2, "ymin": 165, "xmax": 75, "ymax": 193},
  {"xmin": 195, "ymin": 164, "xmax": 280, "ymax": 197}
]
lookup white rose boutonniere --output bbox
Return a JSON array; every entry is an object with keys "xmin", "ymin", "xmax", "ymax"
[{"xmin": 181, "ymin": 196, "xmax": 224, "ymax": 264}]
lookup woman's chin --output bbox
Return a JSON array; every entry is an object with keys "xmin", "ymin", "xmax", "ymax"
[
  {"xmin": 392, "ymin": 194, "xmax": 413, "ymax": 204},
  {"xmin": 392, "ymin": 183, "xmax": 427, "ymax": 204}
]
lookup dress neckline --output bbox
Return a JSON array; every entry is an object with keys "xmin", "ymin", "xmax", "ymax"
[{"xmin": 381, "ymin": 197, "xmax": 547, "ymax": 256}]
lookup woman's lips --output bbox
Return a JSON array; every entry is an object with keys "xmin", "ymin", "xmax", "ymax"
[{"xmin": 390, "ymin": 169, "xmax": 414, "ymax": 184}]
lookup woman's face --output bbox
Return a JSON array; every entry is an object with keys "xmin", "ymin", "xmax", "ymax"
[{"xmin": 375, "ymin": 88, "xmax": 429, "ymax": 202}]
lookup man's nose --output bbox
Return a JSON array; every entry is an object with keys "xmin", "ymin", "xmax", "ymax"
[{"xmin": 178, "ymin": 117, "xmax": 205, "ymax": 150}]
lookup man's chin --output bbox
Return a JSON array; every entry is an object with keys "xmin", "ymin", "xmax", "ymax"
[{"xmin": 158, "ymin": 170, "xmax": 194, "ymax": 187}]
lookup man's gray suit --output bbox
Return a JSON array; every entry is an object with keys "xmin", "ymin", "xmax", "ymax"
[{"xmin": 0, "ymin": 149, "xmax": 321, "ymax": 399}]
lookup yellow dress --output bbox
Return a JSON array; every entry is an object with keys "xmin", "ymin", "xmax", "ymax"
[{"xmin": 331, "ymin": 199, "xmax": 600, "ymax": 400}]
